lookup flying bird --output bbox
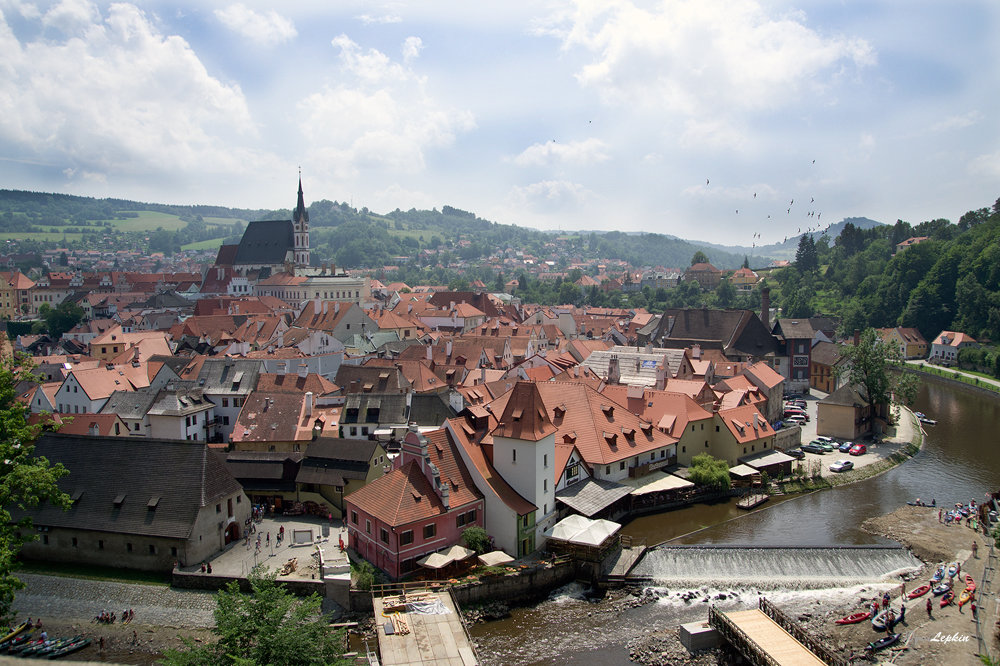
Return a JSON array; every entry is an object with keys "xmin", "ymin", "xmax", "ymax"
[
  {"xmin": 753, "ymin": 193, "xmax": 756, "ymax": 199},
  {"xmin": 811, "ymin": 197, "xmax": 814, "ymax": 203},
  {"xmin": 706, "ymin": 179, "xmax": 710, "ymax": 185},
  {"xmin": 812, "ymin": 159, "xmax": 816, "ymax": 164}
]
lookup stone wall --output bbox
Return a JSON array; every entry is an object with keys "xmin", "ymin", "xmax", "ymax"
[
  {"xmin": 172, "ymin": 569, "xmax": 325, "ymax": 597},
  {"xmin": 773, "ymin": 425, "xmax": 801, "ymax": 452}
]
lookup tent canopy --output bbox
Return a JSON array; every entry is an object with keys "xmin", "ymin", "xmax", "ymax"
[
  {"xmin": 478, "ymin": 550, "xmax": 515, "ymax": 567},
  {"xmin": 416, "ymin": 544, "xmax": 475, "ymax": 569},
  {"xmin": 546, "ymin": 515, "xmax": 621, "ymax": 548}
]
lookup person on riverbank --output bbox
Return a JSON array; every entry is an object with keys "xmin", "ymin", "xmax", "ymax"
[
  {"xmin": 926, "ymin": 597, "xmax": 933, "ymax": 618},
  {"xmin": 973, "ymin": 541, "xmax": 978, "ymax": 558}
]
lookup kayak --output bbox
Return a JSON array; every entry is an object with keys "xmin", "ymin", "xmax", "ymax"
[
  {"xmin": 872, "ymin": 605, "xmax": 905, "ymax": 631},
  {"xmin": 933, "ymin": 582, "xmax": 952, "ymax": 596},
  {"xmin": 930, "ymin": 566, "xmax": 945, "ymax": 583},
  {"xmin": 907, "ymin": 584, "xmax": 931, "ymax": 599},
  {"xmin": 958, "ymin": 588, "xmax": 975, "ymax": 608},
  {"xmin": 0, "ymin": 621, "xmax": 31, "ymax": 647},
  {"xmin": 868, "ymin": 633, "xmax": 901, "ymax": 652},
  {"xmin": 941, "ymin": 590, "xmax": 955, "ymax": 607},
  {"xmin": 836, "ymin": 611, "xmax": 872, "ymax": 625},
  {"xmin": 47, "ymin": 637, "xmax": 91, "ymax": 659},
  {"xmin": 948, "ymin": 562, "xmax": 961, "ymax": 578}
]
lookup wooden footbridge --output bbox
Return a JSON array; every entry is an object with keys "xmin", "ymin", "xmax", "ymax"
[{"xmin": 709, "ymin": 598, "xmax": 846, "ymax": 666}]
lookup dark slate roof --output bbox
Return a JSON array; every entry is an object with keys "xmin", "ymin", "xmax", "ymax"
[
  {"xmin": 409, "ymin": 392, "xmax": 457, "ymax": 427},
  {"xmin": 20, "ymin": 434, "xmax": 243, "ymax": 539},
  {"xmin": 215, "ymin": 244, "xmax": 239, "ymax": 266},
  {"xmin": 225, "ymin": 451, "xmax": 302, "ymax": 481},
  {"xmin": 654, "ymin": 308, "xmax": 779, "ymax": 359},
  {"xmin": 335, "ymin": 365, "xmax": 410, "ymax": 393},
  {"xmin": 810, "ymin": 340, "xmax": 842, "ymax": 367},
  {"xmin": 772, "ymin": 318, "xmax": 817, "ymax": 340},
  {"xmin": 197, "ymin": 358, "xmax": 263, "ymax": 394},
  {"xmin": 101, "ymin": 387, "xmax": 159, "ymax": 420},
  {"xmin": 555, "ymin": 477, "xmax": 633, "ymax": 517},
  {"xmin": 820, "ymin": 384, "xmax": 869, "ymax": 407},
  {"xmin": 296, "ymin": 438, "xmax": 378, "ymax": 486},
  {"xmin": 148, "ymin": 385, "xmax": 214, "ymax": 417},
  {"xmin": 341, "ymin": 392, "xmax": 409, "ymax": 425},
  {"xmin": 135, "ymin": 290, "xmax": 193, "ymax": 309},
  {"xmin": 234, "ymin": 220, "xmax": 294, "ymax": 266}
]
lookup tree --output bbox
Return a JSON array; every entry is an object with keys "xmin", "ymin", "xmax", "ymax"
[
  {"xmin": 794, "ymin": 235, "xmax": 819, "ymax": 273},
  {"xmin": 690, "ymin": 250, "xmax": 709, "ymax": 266},
  {"xmin": 715, "ymin": 278, "xmax": 736, "ymax": 308},
  {"xmin": 462, "ymin": 526, "xmax": 490, "ymax": 553},
  {"xmin": 35, "ymin": 301, "xmax": 85, "ymax": 339},
  {"xmin": 163, "ymin": 567, "xmax": 349, "ymax": 666},
  {"xmin": 836, "ymin": 328, "xmax": 919, "ymax": 412},
  {"xmin": 687, "ymin": 454, "xmax": 731, "ymax": 489},
  {"xmin": 0, "ymin": 355, "xmax": 71, "ymax": 624}
]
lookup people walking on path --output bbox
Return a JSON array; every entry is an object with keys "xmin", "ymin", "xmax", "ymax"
[
  {"xmin": 926, "ymin": 597, "xmax": 933, "ymax": 618},
  {"xmin": 972, "ymin": 541, "xmax": 978, "ymax": 558}
]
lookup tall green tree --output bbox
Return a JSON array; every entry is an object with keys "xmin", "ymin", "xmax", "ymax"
[
  {"xmin": 835, "ymin": 328, "xmax": 919, "ymax": 412},
  {"xmin": 794, "ymin": 235, "xmax": 819, "ymax": 273},
  {"xmin": 690, "ymin": 250, "xmax": 709, "ymax": 266},
  {"xmin": 0, "ymin": 355, "xmax": 71, "ymax": 623},
  {"xmin": 163, "ymin": 568, "xmax": 348, "ymax": 666}
]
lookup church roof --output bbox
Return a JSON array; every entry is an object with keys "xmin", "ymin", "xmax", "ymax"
[{"xmin": 234, "ymin": 220, "xmax": 294, "ymax": 266}]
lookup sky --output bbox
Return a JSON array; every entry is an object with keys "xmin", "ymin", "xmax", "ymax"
[{"xmin": 1, "ymin": 0, "xmax": 998, "ymax": 246}]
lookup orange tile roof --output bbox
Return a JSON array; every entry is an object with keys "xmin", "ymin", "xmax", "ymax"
[
  {"xmin": 492, "ymin": 382, "xmax": 556, "ymax": 441},
  {"xmin": 446, "ymin": 417, "xmax": 535, "ymax": 515}
]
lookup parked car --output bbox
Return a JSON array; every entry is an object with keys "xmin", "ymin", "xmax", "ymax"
[
  {"xmin": 838, "ymin": 441, "xmax": 854, "ymax": 453},
  {"xmin": 785, "ymin": 400, "xmax": 806, "ymax": 408},
  {"xmin": 849, "ymin": 443, "xmax": 867, "ymax": 456},
  {"xmin": 808, "ymin": 439, "xmax": 833, "ymax": 452},
  {"xmin": 815, "ymin": 436, "xmax": 836, "ymax": 445},
  {"xmin": 784, "ymin": 415, "xmax": 808, "ymax": 426},
  {"xmin": 830, "ymin": 459, "xmax": 854, "ymax": 472},
  {"xmin": 785, "ymin": 448, "xmax": 805, "ymax": 460},
  {"xmin": 783, "ymin": 410, "xmax": 809, "ymax": 422},
  {"xmin": 801, "ymin": 442, "xmax": 825, "ymax": 454}
]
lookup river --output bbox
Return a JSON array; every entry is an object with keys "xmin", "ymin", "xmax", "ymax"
[{"xmin": 470, "ymin": 375, "xmax": 1000, "ymax": 664}]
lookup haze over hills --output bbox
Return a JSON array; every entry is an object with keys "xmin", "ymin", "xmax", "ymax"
[{"xmin": 0, "ymin": 188, "xmax": 881, "ymax": 271}]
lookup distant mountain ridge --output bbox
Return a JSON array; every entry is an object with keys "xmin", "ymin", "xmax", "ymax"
[{"xmin": 687, "ymin": 217, "xmax": 884, "ymax": 261}]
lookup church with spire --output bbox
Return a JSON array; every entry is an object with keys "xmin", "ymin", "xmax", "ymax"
[
  {"xmin": 214, "ymin": 176, "xmax": 312, "ymax": 277},
  {"xmin": 209, "ymin": 174, "xmax": 371, "ymax": 306}
]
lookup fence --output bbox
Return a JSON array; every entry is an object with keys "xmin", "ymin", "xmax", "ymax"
[{"xmin": 975, "ymin": 498, "xmax": 999, "ymax": 660}]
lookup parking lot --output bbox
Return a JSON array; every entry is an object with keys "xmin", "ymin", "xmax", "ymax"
[{"xmin": 781, "ymin": 391, "xmax": 915, "ymax": 478}]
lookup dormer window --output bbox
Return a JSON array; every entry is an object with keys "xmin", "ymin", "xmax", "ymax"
[
  {"xmin": 601, "ymin": 404, "xmax": 614, "ymax": 418},
  {"xmin": 553, "ymin": 404, "xmax": 566, "ymax": 419}
]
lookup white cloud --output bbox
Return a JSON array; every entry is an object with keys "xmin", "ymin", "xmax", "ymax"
[
  {"xmin": 0, "ymin": 3, "xmax": 261, "ymax": 182},
  {"xmin": 511, "ymin": 138, "xmax": 609, "ymax": 167},
  {"xmin": 402, "ymin": 36, "xmax": 422, "ymax": 63},
  {"xmin": 41, "ymin": 0, "xmax": 99, "ymax": 34},
  {"xmin": 543, "ymin": 0, "xmax": 874, "ymax": 117},
  {"xmin": 929, "ymin": 111, "xmax": 983, "ymax": 133},
  {"xmin": 968, "ymin": 150, "xmax": 1000, "ymax": 179},
  {"xmin": 299, "ymin": 35, "xmax": 475, "ymax": 177},
  {"xmin": 215, "ymin": 4, "xmax": 296, "ymax": 47},
  {"xmin": 506, "ymin": 179, "xmax": 594, "ymax": 213},
  {"xmin": 357, "ymin": 14, "xmax": 402, "ymax": 25}
]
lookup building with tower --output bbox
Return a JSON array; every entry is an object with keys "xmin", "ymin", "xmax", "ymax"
[{"xmin": 293, "ymin": 176, "xmax": 310, "ymax": 266}]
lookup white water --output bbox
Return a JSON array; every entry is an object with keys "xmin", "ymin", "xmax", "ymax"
[{"xmin": 631, "ymin": 546, "xmax": 921, "ymax": 587}]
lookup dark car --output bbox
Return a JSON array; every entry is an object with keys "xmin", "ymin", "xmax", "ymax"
[
  {"xmin": 801, "ymin": 442, "xmax": 825, "ymax": 454},
  {"xmin": 785, "ymin": 448, "xmax": 806, "ymax": 460}
]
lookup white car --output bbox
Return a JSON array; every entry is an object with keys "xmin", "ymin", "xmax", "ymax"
[
  {"xmin": 829, "ymin": 459, "xmax": 854, "ymax": 473},
  {"xmin": 784, "ymin": 414, "xmax": 808, "ymax": 426}
]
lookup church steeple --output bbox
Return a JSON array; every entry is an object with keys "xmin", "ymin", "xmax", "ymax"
[{"xmin": 293, "ymin": 170, "xmax": 310, "ymax": 267}]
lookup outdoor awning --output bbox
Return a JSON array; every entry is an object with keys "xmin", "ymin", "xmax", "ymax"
[
  {"xmin": 417, "ymin": 545, "xmax": 475, "ymax": 569},
  {"xmin": 555, "ymin": 477, "xmax": 633, "ymax": 517},
  {"xmin": 567, "ymin": 519, "xmax": 620, "ymax": 547},
  {"xmin": 478, "ymin": 550, "xmax": 515, "ymax": 567},
  {"xmin": 618, "ymin": 470, "xmax": 695, "ymax": 495},
  {"xmin": 728, "ymin": 464, "xmax": 759, "ymax": 477},
  {"xmin": 739, "ymin": 449, "xmax": 795, "ymax": 468}
]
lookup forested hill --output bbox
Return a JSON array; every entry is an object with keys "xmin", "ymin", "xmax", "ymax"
[
  {"xmin": 773, "ymin": 197, "xmax": 1000, "ymax": 344},
  {"xmin": 0, "ymin": 190, "xmax": 750, "ymax": 269}
]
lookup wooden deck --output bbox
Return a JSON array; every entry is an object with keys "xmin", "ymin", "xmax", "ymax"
[
  {"xmin": 722, "ymin": 609, "xmax": 826, "ymax": 665},
  {"xmin": 374, "ymin": 590, "xmax": 478, "ymax": 665},
  {"xmin": 737, "ymin": 494, "xmax": 769, "ymax": 510}
]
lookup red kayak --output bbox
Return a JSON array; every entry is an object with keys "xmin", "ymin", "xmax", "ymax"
[
  {"xmin": 907, "ymin": 584, "xmax": 931, "ymax": 599},
  {"xmin": 941, "ymin": 590, "xmax": 955, "ymax": 607},
  {"xmin": 835, "ymin": 611, "xmax": 872, "ymax": 625}
]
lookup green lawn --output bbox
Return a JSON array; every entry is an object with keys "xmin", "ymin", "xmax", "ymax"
[
  {"xmin": 0, "ymin": 231, "xmax": 85, "ymax": 241},
  {"xmin": 182, "ymin": 237, "xmax": 227, "ymax": 251},
  {"xmin": 108, "ymin": 211, "xmax": 186, "ymax": 232}
]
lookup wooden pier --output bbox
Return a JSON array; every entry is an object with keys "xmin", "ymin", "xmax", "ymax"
[
  {"xmin": 737, "ymin": 493, "xmax": 769, "ymax": 510},
  {"xmin": 373, "ymin": 586, "xmax": 478, "ymax": 665}
]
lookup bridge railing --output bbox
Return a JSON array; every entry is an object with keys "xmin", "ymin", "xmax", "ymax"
[
  {"xmin": 758, "ymin": 597, "xmax": 847, "ymax": 666},
  {"xmin": 708, "ymin": 605, "xmax": 781, "ymax": 666}
]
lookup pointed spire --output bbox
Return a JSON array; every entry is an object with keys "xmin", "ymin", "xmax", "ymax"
[
  {"xmin": 294, "ymin": 172, "xmax": 309, "ymax": 224},
  {"xmin": 493, "ymin": 381, "xmax": 556, "ymax": 441}
]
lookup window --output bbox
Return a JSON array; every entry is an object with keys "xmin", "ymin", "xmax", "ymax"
[
  {"xmin": 171, "ymin": 547, "xmax": 178, "ymax": 557},
  {"xmin": 380, "ymin": 528, "xmax": 389, "ymax": 544},
  {"xmin": 236, "ymin": 495, "xmax": 241, "ymax": 504},
  {"xmin": 98, "ymin": 540, "xmax": 104, "ymax": 550},
  {"xmin": 566, "ymin": 464, "xmax": 579, "ymax": 479},
  {"xmin": 512, "ymin": 449, "xmax": 516, "ymax": 463},
  {"xmin": 149, "ymin": 544, "xmax": 156, "ymax": 554},
  {"xmin": 223, "ymin": 416, "xmax": 230, "ymax": 426},
  {"xmin": 543, "ymin": 454, "xmax": 548, "ymax": 467},
  {"xmin": 72, "ymin": 537, "xmax": 78, "ymax": 547},
  {"xmin": 619, "ymin": 461, "xmax": 626, "ymax": 471},
  {"xmin": 351, "ymin": 427, "xmax": 358, "ymax": 436},
  {"xmin": 522, "ymin": 514, "xmax": 529, "ymax": 528},
  {"xmin": 682, "ymin": 445, "xmax": 686, "ymax": 453},
  {"xmin": 216, "ymin": 504, "xmax": 221, "ymax": 513},
  {"xmin": 222, "ymin": 398, "xmax": 229, "ymax": 408},
  {"xmin": 351, "ymin": 511, "xmax": 358, "ymax": 525},
  {"xmin": 400, "ymin": 530, "xmax": 414, "ymax": 545},
  {"xmin": 185, "ymin": 416, "xmax": 191, "ymax": 427},
  {"xmin": 43, "ymin": 535, "xmax": 49, "ymax": 545},
  {"xmin": 127, "ymin": 543, "xmax": 133, "ymax": 552},
  {"xmin": 543, "ymin": 479, "xmax": 548, "ymax": 492},
  {"xmin": 423, "ymin": 523, "xmax": 436, "ymax": 539},
  {"xmin": 605, "ymin": 465, "xmax": 610, "ymax": 475},
  {"xmin": 716, "ymin": 425, "xmax": 720, "ymax": 432}
]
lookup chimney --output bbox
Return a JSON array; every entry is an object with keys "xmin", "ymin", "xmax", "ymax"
[
  {"xmin": 446, "ymin": 339, "xmax": 453, "ymax": 359},
  {"xmin": 480, "ymin": 365, "xmax": 486, "ymax": 385},
  {"xmin": 305, "ymin": 391, "xmax": 313, "ymax": 417},
  {"xmin": 278, "ymin": 361, "xmax": 287, "ymax": 375},
  {"xmin": 692, "ymin": 344, "xmax": 701, "ymax": 359},
  {"xmin": 655, "ymin": 362, "xmax": 667, "ymax": 390},
  {"xmin": 425, "ymin": 344, "xmax": 433, "ymax": 362},
  {"xmin": 89, "ymin": 422, "xmax": 99, "ymax": 436},
  {"xmin": 753, "ymin": 413, "xmax": 759, "ymax": 435},
  {"xmin": 608, "ymin": 354, "xmax": 620, "ymax": 385},
  {"xmin": 263, "ymin": 398, "xmax": 270, "ymax": 412},
  {"xmin": 854, "ymin": 329, "xmax": 861, "ymax": 346},
  {"xmin": 760, "ymin": 287, "xmax": 771, "ymax": 331},
  {"xmin": 334, "ymin": 302, "xmax": 340, "ymax": 315},
  {"xmin": 323, "ymin": 301, "xmax": 329, "ymax": 315},
  {"xmin": 441, "ymin": 485, "xmax": 450, "ymax": 510},
  {"xmin": 299, "ymin": 362, "xmax": 308, "ymax": 379}
]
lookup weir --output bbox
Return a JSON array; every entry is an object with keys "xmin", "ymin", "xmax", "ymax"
[{"xmin": 628, "ymin": 545, "xmax": 921, "ymax": 586}]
